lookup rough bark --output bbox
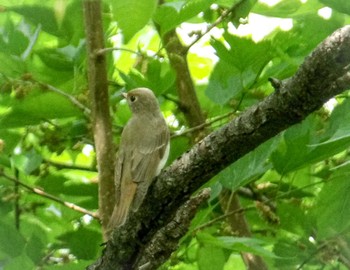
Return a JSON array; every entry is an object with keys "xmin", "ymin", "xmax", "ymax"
[
  {"xmin": 87, "ymin": 26, "xmax": 350, "ymax": 270},
  {"xmin": 83, "ymin": 0, "xmax": 115, "ymax": 239}
]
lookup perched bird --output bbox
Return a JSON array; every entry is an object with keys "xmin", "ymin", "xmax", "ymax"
[{"xmin": 108, "ymin": 88, "xmax": 170, "ymax": 233}]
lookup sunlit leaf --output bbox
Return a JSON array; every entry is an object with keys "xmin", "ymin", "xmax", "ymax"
[
  {"xmin": 0, "ymin": 91, "xmax": 82, "ymax": 129},
  {"xmin": 206, "ymin": 35, "xmax": 273, "ymax": 104},
  {"xmin": 111, "ymin": 0, "xmax": 158, "ymax": 42}
]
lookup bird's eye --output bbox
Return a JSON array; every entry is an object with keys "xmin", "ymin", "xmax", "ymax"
[{"xmin": 130, "ymin": 95, "xmax": 136, "ymax": 102}]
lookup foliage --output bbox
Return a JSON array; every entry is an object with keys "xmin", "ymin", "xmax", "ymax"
[{"xmin": 0, "ymin": 0, "xmax": 349, "ymax": 269}]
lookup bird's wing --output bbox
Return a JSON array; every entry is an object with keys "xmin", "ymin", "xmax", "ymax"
[{"xmin": 130, "ymin": 122, "xmax": 170, "ymax": 211}]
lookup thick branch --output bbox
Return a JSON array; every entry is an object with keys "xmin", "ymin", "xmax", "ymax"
[
  {"xmin": 89, "ymin": 26, "xmax": 350, "ymax": 269},
  {"xmin": 134, "ymin": 188, "xmax": 211, "ymax": 269},
  {"xmin": 83, "ymin": 0, "xmax": 115, "ymax": 238}
]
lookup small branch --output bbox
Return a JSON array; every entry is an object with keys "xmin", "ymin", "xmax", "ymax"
[
  {"xmin": 96, "ymin": 47, "xmax": 142, "ymax": 56},
  {"xmin": 44, "ymin": 159, "xmax": 96, "ymax": 172},
  {"xmin": 0, "ymin": 169, "xmax": 99, "ymax": 219},
  {"xmin": 193, "ymin": 205, "xmax": 255, "ymax": 233},
  {"xmin": 14, "ymin": 169, "xmax": 20, "ymax": 230},
  {"xmin": 187, "ymin": 0, "xmax": 246, "ymax": 50},
  {"xmin": 34, "ymin": 79, "xmax": 91, "ymax": 115},
  {"xmin": 172, "ymin": 111, "xmax": 237, "ymax": 138}
]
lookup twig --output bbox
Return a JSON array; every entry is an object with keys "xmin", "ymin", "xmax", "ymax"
[
  {"xmin": 296, "ymin": 242, "xmax": 328, "ymax": 270},
  {"xmin": 14, "ymin": 169, "xmax": 20, "ymax": 230},
  {"xmin": 96, "ymin": 47, "xmax": 142, "ymax": 56},
  {"xmin": 44, "ymin": 159, "xmax": 96, "ymax": 172},
  {"xmin": 34, "ymin": 80, "xmax": 91, "ymax": 115},
  {"xmin": 193, "ymin": 205, "xmax": 255, "ymax": 233},
  {"xmin": 187, "ymin": 0, "xmax": 246, "ymax": 50},
  {"xmin": 172, "ymin": 110, "xmax": 237, "ymax": 138},
  {"xmin": 0, "ymin": 169, "xmax": 99, "ymax": 219}
]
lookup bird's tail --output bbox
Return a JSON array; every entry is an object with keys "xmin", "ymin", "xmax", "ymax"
[{"xmin": 107, "ymin": 180, "xmax": 137, "ymax": 238}]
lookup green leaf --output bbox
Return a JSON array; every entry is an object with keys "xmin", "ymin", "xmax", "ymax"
[
  {"xmin": 35, "ymin": 174, "xmax": 68, "ymax": 195},
  {"xmin": 278, "ymin": 202, "xmax": 314, "ymax": 235},
  {"xmin": 315, "ymin": 168, "xmax": 350, "ymax": 239},
  {"xmin": 0, "ymin": 130, "xmax": 22, "ymax": 155},
  {"xmin": 197, "ymin": 243, "xmax": 227, "ymax": 270},
  {"xmin": 12, "ymin": 149, "xmax": 42, "ymax": 175},
  {"xmin": 206, "ymin": 35, "xmax": 273, "ymax": 104},
  {"xmin": 36, "ymin": 46, "xmax": 76, "ymax": 71},
  {"xmin": 230, "ymin": 0, "xmax": 258, "ymax": 27},
  {"xmin": 154, "ymin": 0, "xmax": 214, "ymax": 35},
  {"xmin": 9, "ymin": 5, "xmax": 59, "ymax": 36},
  {"xmin": 111, "ymin": 0, "xmax": 158, "ymax": 42},
  {"xmin": 0, "ymin": 221, "xmax": 26, "ymax": 258},
  {"xmin": 3, "ymin": 253, "xmax": 35, "ymax": 270},
  {"xmin": 219, "ymin": 136, "xmax": 280, "ymax": 190},
  {"xmin": 0, "ymin": 91, "xmax": 82, "ymax": 129},
  {"xmin": 0, "ymin": 19, "xmax": 30, "ymax": 57},
  {"xmin": 252, "ymin": 0, "xmax": 303, "ymax": 18},
  {"xmin": 205, "ymin": 61, "xmax": 242, "ymax": 104},
  {"xmin": 60, "ymin": 0, "xmax": 85, "ymax": 45},
  {"xmin": 197, "ymin": 233, "xmax": 275, "ymax": 258},
  {"xmin": 271, "ymin": 116, "xmax": 317, "ymax": 174},
  {"xmin": 121, "ymin": 59, "xmax": 176, "ymax": 94},
  {"xmin": 320, "ymin": 0, "xmax": 350, "ymax": 16},
  {"xmin": 314, "ymin": 98, "xmax": 350, "ymax": 146},
  {"xmin": 273, "ymin": 238, "xmax": 312, "ymax": 268},
  {"xmin": 58, "ymin": 227, "xmax": 101, "ymax": 260},
  {"xmin": 272, "ymin": 99, "xmax": 350, "ymax": 173},
  {"xmin": 0, "ymin": 52, "xmax": 27, "ymax": 77},
  {"xmin": 25, "ymin": 229, "xmax": 46, "ymax": 264}
]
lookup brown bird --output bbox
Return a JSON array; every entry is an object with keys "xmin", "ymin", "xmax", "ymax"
[{"xmin": 108, "ymin": 88, "xmax": 170, "ymax": 234}]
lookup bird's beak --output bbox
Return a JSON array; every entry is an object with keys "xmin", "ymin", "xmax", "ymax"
[{"xmin": 122, "ymin": 92, "xmax": 128, "ymax": 99}]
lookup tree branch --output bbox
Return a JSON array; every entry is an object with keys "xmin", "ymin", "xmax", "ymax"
[
  {"xmin": 89, "ymin": 26, "xmax": 350, "ymax": 269},
  {"xmin": 134, "ymin": 188, "xmax": 211, "ymax": 269},
  {"xmin": 83, "ymin": 0, "xmax": 115, "ymax": 239}
]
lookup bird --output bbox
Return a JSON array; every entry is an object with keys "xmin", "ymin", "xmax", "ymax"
[{"xmin": 108, "ymin": 87, "xmax": 170, "ymax": 234}]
